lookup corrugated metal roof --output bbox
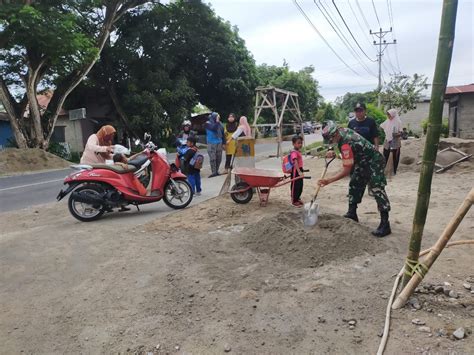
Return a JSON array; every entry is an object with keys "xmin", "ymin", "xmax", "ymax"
[{"xmin": 445, "ymin": 84, "xmax": 474, "ymax": 95}]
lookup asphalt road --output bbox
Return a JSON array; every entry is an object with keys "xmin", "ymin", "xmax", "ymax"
[{"xmin": 0, "ymin": 133, "xmax": 321, "ymax": 215}]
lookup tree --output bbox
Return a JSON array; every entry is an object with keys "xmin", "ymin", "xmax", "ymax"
[
  {"xmin": 320, "ymin": 102, "xmax": 336, "ymax": 122},
  {"xmin": 335, "ymin": 90, "xmax": 377, "ymax": 115},
  {"xmin": 256, "ymin": 63, "xmax": 321, "ymax": 121},
  {"xmin": 380, "ymin": 73, "xmax": 428, "ymax": 114},
  {"xmin": 76, "ymin": 0, "xmax": 258, "ymax": 142},
  {"xmin": 0, "ymin": 1, "xmax": 149, "ymax": 149}
]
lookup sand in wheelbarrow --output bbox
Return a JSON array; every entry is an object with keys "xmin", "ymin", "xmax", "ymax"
[{"xmin": 242, "ymin": 212, "xmax": 387, "ymax": 268}]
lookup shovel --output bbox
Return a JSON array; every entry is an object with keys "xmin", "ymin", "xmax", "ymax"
[
  {"xmin": 303, "ymin": 156, "xmax": 335, "ymax": 227},
  {"xmin": 219, "ymin": 153, "xmax": 236, "ymax": 195},
  {"xmin": 219, "ymin": 140, "xmax": 241, "ymax": 196}
]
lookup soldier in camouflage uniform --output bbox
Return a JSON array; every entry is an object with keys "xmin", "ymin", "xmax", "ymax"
[{"xmin": 318, "ymin": 121, "xmax": 391, "ymax": 237}]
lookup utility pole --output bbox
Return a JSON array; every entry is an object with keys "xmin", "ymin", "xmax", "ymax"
[{"xmin": 371, "ymin": 28, "xmax": 397, "ymax": 108}]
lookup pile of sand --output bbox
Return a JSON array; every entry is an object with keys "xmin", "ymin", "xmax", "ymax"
[
  {"xmin": 0, "ymin": 148, "xmax": 70, "ymax": 175},
  {"xmin": 242, "ymin": 212, "xmax": 386, "ymax": 268},
  {"xmin": 398, "ymin": 137, "xmax": 473, "ymax": 173}
]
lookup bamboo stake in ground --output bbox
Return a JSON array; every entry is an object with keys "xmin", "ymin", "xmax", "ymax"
[
  {"xmin": 401, "ymin": 0, "xmax": 459, "ymax": 287},
  {"xmin": 393, "ymin": 187, "xmax": 474, "ymax": 309}
]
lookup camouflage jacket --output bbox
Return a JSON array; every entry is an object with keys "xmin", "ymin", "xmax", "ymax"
[{"xmin": 337, "ymin": 128, "xmax": 384, "ymax": 169}]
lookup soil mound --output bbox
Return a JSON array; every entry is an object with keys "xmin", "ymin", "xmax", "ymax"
[
  {"xmin": 0, "ymin": 148, "xmax": 70, "ymax": 175},
  {"xmin": 399, "ymin": 137, "xmax": 473, "ymax": 173},
  {"xmin": 242, "ymin": 212, "xmax": 387, "ymax": 268}
]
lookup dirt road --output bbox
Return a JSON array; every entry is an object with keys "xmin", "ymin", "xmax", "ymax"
[{"xmin": 1, "ymin": 141, "xmax": 473, "ymax": 354}]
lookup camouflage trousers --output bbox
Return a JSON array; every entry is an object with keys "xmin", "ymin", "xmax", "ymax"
[{"xmin": 348, "ymin": 162, "xmax": 391, "ymax": 212}]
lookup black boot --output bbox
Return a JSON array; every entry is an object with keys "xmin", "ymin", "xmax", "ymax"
[
  {"xmin": 372, "ymin": 211, "xmax": 391, "ymax": 237},
  {"xmin": 343, "ymin": 204, "xmax": 359, "ymax": 222}
]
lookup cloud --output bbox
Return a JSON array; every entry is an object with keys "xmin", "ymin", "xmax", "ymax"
[{"xmin": 210, "ymin": 0, "xmax": 473, "ymax": 100}]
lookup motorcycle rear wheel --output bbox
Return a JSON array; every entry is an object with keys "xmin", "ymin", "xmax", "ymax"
[
  {"xmin": 163, "ymin": 179, "xmax": 193, "ymax": 209},
  {"xmin": 68, "ymin": 184, "xmax": 106, "ymax": 222}
]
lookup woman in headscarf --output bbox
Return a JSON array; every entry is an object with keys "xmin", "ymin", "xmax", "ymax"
[
  {"xmin": 224, "ymin": 113, "xmax": 238, "ymax": 173},
  {"xmin": 380, "ymin": 109, "xmax": 402, "ymax": 175},
  {"xmin": 205, "ymin": 112, "xmax": 225, "ymax": 177},
  {"xmin": 227, "ymin": 116, "xmax": 251, "ymax": 142},
  {"xmin": 80, "ymin": 125, "xmax": 116, "ymax": 165}
]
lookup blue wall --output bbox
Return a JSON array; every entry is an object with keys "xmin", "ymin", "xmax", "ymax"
[{"xmin": 0, "ymin": 121, "xmax": 13, "ymax": 148}]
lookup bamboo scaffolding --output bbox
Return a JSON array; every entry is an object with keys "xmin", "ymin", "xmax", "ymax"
[
  {"xmin": 392, "ymin": 187, "xmax": 474, "ymax": 309},
  {"xmin": 401, "ymin": 0, "xmax": 459, "ymax": 287}
]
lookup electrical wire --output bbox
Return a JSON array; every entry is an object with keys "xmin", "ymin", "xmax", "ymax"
[
  {"xmin": 355, "ymin": 0, "xmax": 371, "ymax": 31},
  {"xmin": 292, "ymin": 0, "xmax": 361, "ymax": 76},
  {"xmin": 347, "ymin": 0, "xmax": 375, "ymax": 48},
  {"xmin": 387, "ymin": 0, "xmax": 402, "ymax": 72},
  {"xmin": 331, "ymin": 0, "xmax": 376, "ymax": 62},
  {"xmin": 313, "ymin": 0, "xmax": 376, "ymax": 77},
  {"xmin": 371, "ymin": 0, "xmax": 382, "ymax": 28}
]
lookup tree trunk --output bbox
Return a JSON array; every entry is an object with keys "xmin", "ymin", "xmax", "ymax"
[
  {"xmin": 401, "ymin": 0, "xmax": 458, "ymax": 287},
  {"xmin": 0, "ymin": 77, "xmax": 28, "ymax": 148},
  {"xmin": 106, "ymin": 83, "xmax": 138, "ymax": 138},
  {"xmin": 43, "ymin": 2, "xmax": 142, "ymax": 148}
]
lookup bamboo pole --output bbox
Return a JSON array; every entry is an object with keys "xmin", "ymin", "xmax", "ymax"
[
  {"xmin": 401, "ymin": 0, "xmax": 459, "ymax": 287},
  {"xmin": 393, "ymin": 188, "xmax": 474, "ymax": 309}
]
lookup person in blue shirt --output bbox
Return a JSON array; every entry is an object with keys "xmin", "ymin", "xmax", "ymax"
[
  {"xmin": 348, "ymin": 103, "xmax": 380, "ymax": 150},
  {"xmin": 205, "ymin": 112, "xmax": 226, "ymax": 177}
]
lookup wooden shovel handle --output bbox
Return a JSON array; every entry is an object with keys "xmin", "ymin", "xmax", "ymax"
[{"xmin": 311, "ymin": 156, "xmax": 335, "ymax": 202}]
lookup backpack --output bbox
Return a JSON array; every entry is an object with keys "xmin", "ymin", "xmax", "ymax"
[
  {"xmin": 282, "ymin": 153, "xmax": 293, "ymax": 173},
  {"xmin": 189, "ymin": 147, "xmax": 204, "ymax": 170}
]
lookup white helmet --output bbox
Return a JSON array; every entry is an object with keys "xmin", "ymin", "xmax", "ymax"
[{"xmin": 183, "ymin": 119, "xmax": 192, "ymax": 127}]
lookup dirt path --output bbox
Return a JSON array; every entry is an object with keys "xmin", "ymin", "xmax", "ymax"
[{"xmin": 0, "ymin": 147, "xmax": 473, "ymax": 354}]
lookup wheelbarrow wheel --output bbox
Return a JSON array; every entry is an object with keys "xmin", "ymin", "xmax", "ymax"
[{"xmin": 230, "ymin": 182, "xmax": 253, "ymax": 204}]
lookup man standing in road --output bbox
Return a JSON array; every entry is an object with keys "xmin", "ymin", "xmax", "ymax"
[
  {"xmin": 348, "ymin": 103, "xmax": 379, "ymax": 150},
  {"xmin": 318, "ymin": 121, "xmax": 391, "ymax": 238}
]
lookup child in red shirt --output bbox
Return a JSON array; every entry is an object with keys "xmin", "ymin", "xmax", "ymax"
[{"xmin": 290, "ymin": 135, "xmax": 304, "ymax": 207}]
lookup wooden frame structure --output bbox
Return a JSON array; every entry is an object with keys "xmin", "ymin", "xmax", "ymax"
[{"xmin": 252, "ymin": 86, "xmax": 305, "ymax": 157}]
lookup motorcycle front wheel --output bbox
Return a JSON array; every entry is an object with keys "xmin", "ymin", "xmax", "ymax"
[
  {"xmin": 163, "ymin": 179, "xmax": 193, "ymax": 209},
  {"xmin": 68, "ymin": 184, "xmax": 106, "ymax": 222}
]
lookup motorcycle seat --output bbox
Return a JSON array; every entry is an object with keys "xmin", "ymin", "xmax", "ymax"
[
  {"xmin": 128, "ymin": 154, "xmax": 149, "ymax": 168},
  {"xmin": 91, "ymin": 164, "xmax": 137, "ymax": 174}
]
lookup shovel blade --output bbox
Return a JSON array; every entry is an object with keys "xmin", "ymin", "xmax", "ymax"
[
  {"xmin": 219, "ymin": 172, "xmax": 232, "ymax": 196},
  {"xmin": 303, "ymin": 201, "xmax": 320, "ymax": 227}
]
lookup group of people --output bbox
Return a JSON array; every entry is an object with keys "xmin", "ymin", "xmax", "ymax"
[
  {"xmin": 174, "ymin": 112, "xmax": 252, "ymax": 195},
  {"xmin": 79, "ymin": 103, "xmax": 403, "ymax": 238},
  {"xmin": 314, "ymin": 102, "xmax": 404, "ymax": 238}
]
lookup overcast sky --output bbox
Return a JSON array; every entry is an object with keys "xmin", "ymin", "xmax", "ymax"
[{"xmin": 207, "ymin": 0, "xmax": 473, "ymax": 101}]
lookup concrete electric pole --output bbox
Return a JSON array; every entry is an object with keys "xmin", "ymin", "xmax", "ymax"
[{"xmin": 370, "ymin": 28, "xmax": 397, "ymax": 108}]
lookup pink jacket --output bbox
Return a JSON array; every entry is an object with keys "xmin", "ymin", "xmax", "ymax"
[{"xmin": 80, "ymin": 134, "xmax": 112, "ymax": 164}]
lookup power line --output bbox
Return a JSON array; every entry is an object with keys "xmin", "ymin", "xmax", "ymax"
[
  {"xmin": 331, "ymin": 0, "xmax": 376, "ymax": 62},
  {"xmin": 313, "ymin": 0, "xmax": 376, "ymax": 77},
  {"xmin": 371, "ymin": 0, "xmax": 382, "ymax": 28},
  {"xmin": 387, "ymin": 0, "xmax": 394, "ymax": 28},
  {"xmin": 355, "ymin": 0, "xmax": 371, "ymax": 31},
  {"xmin": 292, "ymin": 0, "xmax": 361, "ymax": 76},
  {"xmin": 387, "ymin": 0, "xmax": 402, "ymax": 72},
  {"xmin": 347, "ymin": 0, "xmax": 375, "ymax": 48}
]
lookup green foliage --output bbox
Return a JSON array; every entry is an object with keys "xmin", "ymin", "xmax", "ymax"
[
  {"xmin": 81, "ymin": 0, "xmax": 257, "ymax": 143},
  {"xmin": 421, "ymin": 118, "xmax": 449, "ymax": 137},
  {"xmin": 366, "ymin": 103, "xmax": 387, "ymax": 142},
  {"xmin": 335, "ymin": 90, "xmax": 377, "ymax": 115},
  {"xmin": 381, "ymin": 73, "xmax": 428, "ymax": 113},
  {"xmin": 256, "ymin": 64, "xmax": 321, "ymax": 121},
  {"xmin": 47, "ymin": 141, "xmax": 71, "ymax": 160},
  {"xmin": 322, "ymin": 103, "xmax": 336, "ymax": 122},
  {"xmin": 0, "ymin": 2, "xmax": 99, "ymax": 90},
  {"xmin": 366, "ymin": 103, "xmax": 386, "ymax": 126}
]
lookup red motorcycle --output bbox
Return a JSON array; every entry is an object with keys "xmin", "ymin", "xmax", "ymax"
[{"xmin": 57, "ymin": 136, "xmax": 192, "ymax": 222}]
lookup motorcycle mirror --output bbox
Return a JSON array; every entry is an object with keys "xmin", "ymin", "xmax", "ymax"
[{"xmin": 134, "ymin": 139, "xmax": 142, "ymax": 146}]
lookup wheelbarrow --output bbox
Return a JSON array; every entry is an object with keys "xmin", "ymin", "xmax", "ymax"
[{"xmin": 229, "ymin": 167, "xmax": 310, "ymax": 206}]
